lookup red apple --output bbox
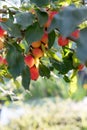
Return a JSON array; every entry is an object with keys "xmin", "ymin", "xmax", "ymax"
[
  {"xmin": 49, "ymin": 11, "xmax": 58, "ymax": 19},
  {"xmin": 3, "ymin": 58, "xmax": 8, "ymax": 65},
  {"xmin": 24, "ymin": 55, "xmax": 35, "ymax": 68},
  {"xmin": 0, "ymin": 56, "xmax": 7, "ymax": 65},
  {"xmin": 58, "ymin": 36, "xmax": 69, "ymax": 46},
  {"xmin": 30, "ymin": 66, "xmax": 39, "ymax": 80},
  {"xmin": 44, "ymin": 10, "xmax": 58, "ymax": 28},
  {"xmin": 78, "ymin": 64, "xmax": 84, "ymax": 71},
  {"xmin": 0, "ymin": 56, "xmax": 4, "ymax": 65},
  {"xmin": 32, "ymin": 48, "xmax": 44, "ymax": 58},
  {"xmin": 41, "ymin": 32, "xmax": 48, "ymax": 44},
  {"xmin": 44, "ymin": 18, "xmax": 52, "ymax": 28},
  {"xmin": 70, "ymin": 29, "xmax": 80, "ymax": 39},
  {"xmin": 0, "ymin": 27, "xmax": 7, "ymax": 37},
  {"xmin": 31, "ymin": 41, "xmax": 41, "ymax": 48}
]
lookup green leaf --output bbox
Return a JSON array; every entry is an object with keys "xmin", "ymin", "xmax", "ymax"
[
  {"xmin": 63, "ymin": 75, "xmax": 71, "ymax": 82},
  {"xmin": 0, "ymin": 19, "xmax": 21, "ymax": 38},
  {"xmin": 72, "ymin": 53, "xmax": 80, "ymax": 67},
  {"xmin": 48, "ymin": 6, "xmax": 87, "ymax": 37},
  {"xmin": 6, "ymin": 44, "xmax": 25, "ymax": 79},
  {"xmin": 63, "ymin": 53, "xmax": 74, "ymax": 71},
  {"xmin": 36, "ymin": 9, "xmax": 48, "ymax": 27},
  {"xmin": 15, "ymin": 12, "xmax": 34, "ymax": 29},
  {"xmin": 20, "ymin": 39, "xmax": 29, "ymax": 53},
  {"xmin": 0, "ymin": 76, "xmax": 5, "ymax": 84},
  {"xmin": 51, "ymin": 0, "xmax": 58, "ymax": 2},
  {"xmin": 63, "ymin": 51, "xmax": 73, "ymax": 61},
  {"xmin": 76, "ymin": 28, "xmax": 87, "ymax": 63},
  {"xmin": 22, "ymin": 66, "xmax": 30, "ymax": 90},
  {"xmin": 48, "ymin": 30, "xmax": 56, "ymax": 48},
  {"xmin": 50, "ymin": 58, "xmax": 65, "ymax": 74},
  {"xmin": 39, "ymin": 64, "xmax": 50, "ymax": 78},
  {"xmin": 30, "ymin": 0, "xmax": 49, "ymax": 7},
  {"xmin": 64, "ymin": 59, "xmax": 74, "ymax": 70},
  {"xmin": 50, "ymin": 58, "xmax": 73, "ymax": 74},
  {"xmin": 25, "ymin": 22, "xmax": 44, "ymax": 44},
  {"xmin": 48, "ymin": 50, "xmax": 61, "ymax": 61}
]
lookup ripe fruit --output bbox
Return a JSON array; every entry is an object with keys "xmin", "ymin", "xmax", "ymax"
[
  {"xmin": 3, "ymin": 58, "xmax": 8, "ymax": 65},
  {"xmin": 30, "ymin": 66, "xmax": 39, "ymax": 80},
  {"xmin": 0, "ymin": 56, "xmax": 4, "ymax": 65},
  {"xmin": 44, "ymin": 10, "xmax": 58, "ymax": 28},
  {"xmin": 0, "ymin": 38, "xmax": 4, "ymax": 50},
  {"xmin": 71, "ymin": 29, "xmax": 80, "ymax": 39},
  {"xmin": 32, "ymin": 48, "xmax": 44, "ymax": 58},
  {"xmin": 78, "ymin": 64, "xmax": 84, "ymax": 71},
  {"xmin": 31, "ymin": 41, "xmax": 41, "ymax": 48},
  {"xmin": 0, "ymin": 56, "xmax": 7, "ymax": 65},
  {"xmin": 58, "ymin": 36, "xmax": 69, "ymax": 46},
  {"xmin": 49, "ymin": 11, "xmax": 58, "ymax": 19},
  {"xmin": 0, "ymin": 27, "xmax": 6, "ymax": 37},
  {"xmin": 44, "ymin": 18, "xmax": 51, "ymax": 28},
  {"xmin": 24, "ymin": 55, "xmax": 35, "ymax": 68},
  {"xmin": 41, "ymin": 32, "xmax": 48, "ymax": 44}
]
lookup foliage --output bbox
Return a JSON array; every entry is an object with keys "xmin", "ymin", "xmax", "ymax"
[
  {"xmin": 0, "ymin": 75, "xmax": 86, "ymax": 104},
  {"xmin": 0, "ymin": 0, "xmax": 87, "ymax": 92}
]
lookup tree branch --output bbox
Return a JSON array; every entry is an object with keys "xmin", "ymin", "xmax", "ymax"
[
  {"xmin": 0, "ymin": 9, "xmax": 7, "ymax": 14},
  {"xmin": 0, "ymin": 9, "xmax": 16, "ymax": 14}
]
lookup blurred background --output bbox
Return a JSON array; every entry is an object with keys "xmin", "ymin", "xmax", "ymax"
[
  {"xmin": 0, "ymin": 0, "xmax": 87, "ymax": 130},
  {"xmin": 0, "ymin": 69, "xmax": 87, "ymax": 130}
]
